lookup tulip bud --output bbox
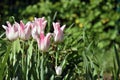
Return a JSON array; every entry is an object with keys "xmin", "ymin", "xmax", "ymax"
[{"xmin": 55, "ymin": 66, "xmax": 62, "ymax": 76}]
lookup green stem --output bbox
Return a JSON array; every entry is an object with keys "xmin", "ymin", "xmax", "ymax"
[
  {"xmin": 55, "ymin": 52, "xmax": 58, "ymax": 66},
  {"xmin": 37, "ymin": 49, "xmax": 40, "ymax": 79},
  {"xmin": 21, "ymin": 41, "xmax": 24, "ymax": 78},
  {"xmin": 26, "ymin": 53, "xmax": 28, "ymax": 80},
  {"xmin": 13, "ymin": 41, "xmax": 16, "ymax": 66},
  {"xmin": 55, "ymin": 44, "xmax": 59, "ymax": 66},
  {"xmin": 22, "ymin": 41, "xmax": 28, "ymax": 80},
  {"xmin": 41, "ymin": 52, "xmax": 44, "ymax": 80}
]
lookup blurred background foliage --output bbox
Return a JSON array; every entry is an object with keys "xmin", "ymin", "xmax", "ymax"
[
  {"xmin": 0, "ymin": 0, "xmax": 120, "ymax": 49},
  {"xmin": 0, "ymin": 0, "xmax": 120, "ymax": 79}
]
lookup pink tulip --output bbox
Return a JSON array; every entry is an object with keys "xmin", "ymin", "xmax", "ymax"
[
  {"xmin": 37, "ymin": 32, "xmax": 51, "ymax": 52},
  {"xmin": 53, "ymin": 22, "xmax": 65, "ymax": 43},
  {"xmin": 31, "ymin": 17, "xmax": 47, "ymax": 39},
  {"xmin": 19, "ymin": 21, "xmax": 31, "ymax": 40},
  {"xmin": 2, "ymin": 21, "xmax": 19, "ymax": 40}
]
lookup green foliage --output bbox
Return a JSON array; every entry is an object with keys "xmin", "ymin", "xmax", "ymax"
[
  {"xmin": 0, "ymin": 0, "xmax": 120, "ymax": 79},
  {"xmin": 0, "ymin": 23, "xmax": 119, "ymax": 79},
  {"xmin": 20, "ymin": 0, "xmax": 120, "ymax": 49}
]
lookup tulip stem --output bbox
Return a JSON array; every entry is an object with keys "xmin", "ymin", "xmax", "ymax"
[
  {"xmin": 41, "ymin": 52, "xmax": 44, "ymax": 80},
  {"xmin": 21, "ymin": 40, "xmax": 25, "ymax": 79},
  {"xmin": 56, "ymin": 52, "xmax": 58, "ymax": 66},
  {"xmin": 37, "ymin": 49, "xmax": 40, "ymax": 79}
]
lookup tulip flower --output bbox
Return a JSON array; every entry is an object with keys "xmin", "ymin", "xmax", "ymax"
[
  {"xmin": 53, "ymin": 22, "xmax": 65, "ymax": 43},
  {"xmin": 19, "ymin": 21, "xmax": 31, "ymax": 40},
  {"xmin": 31, "ymin": 17, "xmax": 47, "ymax": 39},
  {"xmin": 55, "ymin": 66, "xmax": 62, "ymax": 76},
  {"xmin": 37, "ymin": 32, "xmax": 51, "ymax": 52},
  {"xmin": 2, "ymin": 21, "xmax": 19, "ymax": 40}
]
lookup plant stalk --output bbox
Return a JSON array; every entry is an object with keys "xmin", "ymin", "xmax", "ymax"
[
  {"xmin": 41, "ymin": 52, "xmax": 44, "ymax": 80},
  {"xmin": 56, "ymin": 52, "xmax": 58, "ymax": 66}
]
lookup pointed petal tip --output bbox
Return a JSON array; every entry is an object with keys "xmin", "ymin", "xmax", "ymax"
[
  {"xmin": 46, "ymin": 33, "xmax": 52, "ymax": 39},
  {"xmin": 56, "ymin": 22, "xmax": 60, "ymax": 25},
  {"xmin": 6, "ymin": 21, "xmax": 9, "ymax": 23},
  {"xmin": 20, "ymin": 20, "xmax": 23, "ymax": 23},
  {"xmin": 61, "ymin": 25, "xmax": 66, "ymax": 31},
  {"xmin": 5, "ymin": 21, "xmax": 12, "ymax": 28},
  {"xmin": 42, "ymin": 17, "xmax": 45, "ymax": 19},
  {"xmin": 2, "ymin": 25, "xmax": 7, "ymax": 30},
  {"xmin": 14, "ymin": 21, "xmax": 19, "ymax": 24},
  {"xmin": 53, "ymin": 22, "xmax": 55, "ymax": 25},
  {"xmin": 53, "ymin": 22, "xmax": 56, "ymax": 29},
  {"xmin": 47, "ymin": 33, "xmax": 51, "ymax": 36},
  {"xmin": 34, "ymin": 17, "xmax": 37, "ymax": 20}
]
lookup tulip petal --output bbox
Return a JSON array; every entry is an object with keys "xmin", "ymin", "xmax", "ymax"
[
  {"xmin": 61, "ymin": 25, "xmax": 66, "ymax": 31},
  {"xmin": 20, "ymin": 21, "xmax": 25, "ymax": 31},
  {"xmin": 2, "ymin": 25, "xmax": 7, "ymax": 30},
  {"xmin": 6, "ymin": 21, "xmax": 12, "ymax": 28},
  {"xmin": 45, "ymin": 33, "xmax": 51, "ymax": 46},
  {"xmin": 40, "ymin": 32, "xmax": 45, "ymax": 44}
]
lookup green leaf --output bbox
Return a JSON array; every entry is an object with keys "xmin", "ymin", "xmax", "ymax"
[
  {"xmin": 12, "ymin": 39, "xmax": 21, "ymax": 54},
  {"xmin": 0, "ymin": 44, "xmax": 11, "ymax": 80}
]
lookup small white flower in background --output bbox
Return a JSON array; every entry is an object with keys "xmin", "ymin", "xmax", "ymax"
[
  {"xmin": 2, "ymin": 21, "xmax": 19, "ymax": 41},
  {"xmin": 12, "ymin": 76, "xmax": 18, "ymax": 80},
  {"xmin": 55, "ymin": 66, "xmax": 62, "ymax": 76}
]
